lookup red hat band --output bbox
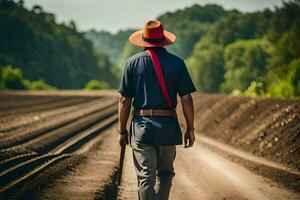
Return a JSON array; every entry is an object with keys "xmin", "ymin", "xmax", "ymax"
[{"xmin": 142, "ymin": 21, "xmax": 165, "ymax": 42}]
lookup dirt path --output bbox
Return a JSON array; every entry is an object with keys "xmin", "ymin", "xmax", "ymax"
[
  {"xmin": 117, "ymin": 147, "xmax": 138, "ymax": 200},
  {"xmin": 18, "ymin": 125, "xmax": 120, "ymax": 200},
  {"xmin": 119, "ymin": 140, "xmax": 300, "ymax": 200}
]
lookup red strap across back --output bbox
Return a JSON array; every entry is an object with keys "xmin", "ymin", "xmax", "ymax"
[{"xmin": 146, "ymin": 49, "xmax": 172, "ymax": 109}]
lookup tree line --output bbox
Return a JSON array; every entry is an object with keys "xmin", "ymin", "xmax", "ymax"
[
  {"xmin": 88, "ymin": 2, "xmax": 299, "ymax": 98},
  {"xmin": 0, "ymin": 0, "xmax": 118, "ymax": 90},
  {"xmin": 1, "ymin": 0, "xmax": 299, "ymax": 98},
  {"xmin": 185, "ymin": 1, "xmax": 300, "ymax": 98}
]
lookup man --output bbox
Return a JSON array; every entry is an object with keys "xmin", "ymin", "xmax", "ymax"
[{"xmin": 117, "ymin": 20, "xmax": 196, "ymax": 200}]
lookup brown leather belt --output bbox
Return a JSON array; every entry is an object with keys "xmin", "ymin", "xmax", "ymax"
[{"xmin": 133, "ymin": 109, "xmax": 177, "ymax": 118}]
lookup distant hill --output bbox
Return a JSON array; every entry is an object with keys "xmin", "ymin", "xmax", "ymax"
[
  {"xmin": 85, "ymin": 4, "xmax": 232, "ymax": 66},
  {"xmin": 0, "ymin": 0, "xmax": 119, "ymax": 89},
  {"xmin": 158, "ymin": 4, "xmax": 233, "ymax": 59},
  {"xmin": 187, "ymin": 1, "xmax": 300, "ymax": 97},
  {"xmin": 1, "ymin": 0, "xmax": 299, "ymax": 98},
  {"xmin": 85, "ymin": 29, "xmax": 134, "ymax": 64},
  {"xmin": 85, "ymin": 2, "xmax": 300, "ymax": 98}
]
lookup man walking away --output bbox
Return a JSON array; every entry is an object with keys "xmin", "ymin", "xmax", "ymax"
[{"xmin": 117, "ymin": 20, "xmax": 196, "ymax": 200}]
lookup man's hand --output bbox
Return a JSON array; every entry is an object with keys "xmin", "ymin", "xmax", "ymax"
[
  {"xmin": 118, "ymin": 96, "xmax": 132, "ymax": 146},
  {"xmin": 181, "ymin": 94, "xmax": 195, "ymax": 148},
  {"xmin": 119, "ymin": 133, "xmax": 129, "ymax": 146},
  {"xmin": 184, "ymin": 129, "xmax": 195, "ymax": 148}
]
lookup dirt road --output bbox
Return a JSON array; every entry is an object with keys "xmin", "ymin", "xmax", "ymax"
[{"xmin": 119, "ymin": 139, "xmax": 300, "ymax": 200}]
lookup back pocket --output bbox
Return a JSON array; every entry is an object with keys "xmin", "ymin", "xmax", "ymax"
[
  {"xmin": 151, "ymin": 117, "xmax": 177, "ymax": 145},
  {"xmin": 133, "ymin": 117, "xmax": 154, "ymax": 145}
]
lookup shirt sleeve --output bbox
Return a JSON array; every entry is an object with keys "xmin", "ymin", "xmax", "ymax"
[
  {"xmin": 178, "ymin": 61, "xmax": 196, "ymax": 97},
  {"xmin": 118, "ymin": 61, "xmax": 134, "ymax": 97}
]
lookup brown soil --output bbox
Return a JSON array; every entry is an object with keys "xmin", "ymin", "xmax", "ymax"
[
  {"xmin": 14, "ymin": 124, "xmax": 120, "ymax": 200},
  {"xmin": 178, "ymin": 93, "xmax": 300, "ymax": 171},
  {"xmin": 118, "ymin": 93, "xmax": 300, "ymax": 200},
  {"xmin": 0, "ymin": 98, "xmax": 105, "ymax": 139},
  {"xmin": 1, "ymin": 91, "xmax": 299, "ymax": 200},
  {"xmin": 119, "ymin": 139, "xmax": 299, "ymax": 200}
]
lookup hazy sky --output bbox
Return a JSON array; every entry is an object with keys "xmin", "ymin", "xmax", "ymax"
[{"xmin": 24, "ymin": 0, "xmax": 283, "ymax": 33}]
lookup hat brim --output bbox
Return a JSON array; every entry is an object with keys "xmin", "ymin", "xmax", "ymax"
[{"xmin": 129, "ymin": 29, "xmax": 176, "ymax": 47}]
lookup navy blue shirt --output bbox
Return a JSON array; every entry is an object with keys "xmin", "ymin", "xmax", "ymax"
[
  {"xmin": 119, "ymin": 47, "xmax": 196, "ymax": 109},
  {"xmin": 119, "ymin": 47, "xmax": 196, "ymax": 146}
]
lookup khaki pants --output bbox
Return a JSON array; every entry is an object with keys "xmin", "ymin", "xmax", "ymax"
[{"xmin": 131, "ymin": 132, "xmax": 176, "ymax": 200}]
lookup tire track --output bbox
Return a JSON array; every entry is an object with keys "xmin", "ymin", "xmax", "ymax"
[
  {"xmin": 0, "ymin": 98, "xmax": 117, "ymax": 150},
  {"xmin": 0, "ymin": 112, "xmax": 118, "ymax": 198},
  {"xmin": 0, "ymin": 96, "xmax": 98, "ymax": 133}
]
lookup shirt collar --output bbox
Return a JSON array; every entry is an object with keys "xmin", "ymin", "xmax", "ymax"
[{"xmin": 144, "ymin": 47, "xmax": 166, "ymax": 52}]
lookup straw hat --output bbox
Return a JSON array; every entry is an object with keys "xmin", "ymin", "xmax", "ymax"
[{"xmin": 129, "ymin": 20, "xmax": 176, "ymax": 47}]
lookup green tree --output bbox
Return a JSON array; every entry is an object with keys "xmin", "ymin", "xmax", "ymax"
[
  {"xmin": 0, "ymin": 1, "xmax": 118, "ymax": 89},
  {"xmin": 268, "ymin": 25, "xmax": 300, "ymax": 80},
  {"xmin": 85, "ymin": 79, "xmax": 110, "ymax": 90},
  {"xmin": 187, "ymin": 8, "xmax": 271, "ymax": 94},
  {"xmin": 23, "ymin": 79, "xmax": 56, "ymax": 90},
  {"xmin": 187, "ymin": 44, "xmax": 224, "ymax": 92},
  {"xmin": 159, "ymin": 4, "xmax": 229, "ymax": 59},
  {"xmin": 0, "ymin": 52, "xmax": 12, "ymax": 66},
  {"xmin": 244, "ymin": 81, "xmax": 266, "ymax": 97},
  {"xmin": 268, "ymin": 59, "xmax": 300, "ymax": 98},
  {"xmin": 267, "ymin": 0, "xmax": 300, "ymax": 81},
  {"xmin": 0, "ymin": 67, "xmax": 2, "ymax": 89},
  {"xmin": 221, "ymin": 39, "xmax": 273, "ymax": 92},
  {"xmin": 0, "ymin": 65, "xmax": 56, "ymax": 90},
  {"xmin": 199, "ymin": 11, "xmax": 270, "ymax": 47},
  {"xmin": 0, "ymin": 65, "xmax": 26, "ymax": 89}
]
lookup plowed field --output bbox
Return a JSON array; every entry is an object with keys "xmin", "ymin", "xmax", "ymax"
[{"xmin": 0, "ymin": 91, "xmax": 299, "ymax": 200}]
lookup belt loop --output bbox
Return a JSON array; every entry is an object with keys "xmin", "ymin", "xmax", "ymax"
[
  {"xmin": 150, "ymin": 109, "xmax": 153, "ymax": 117},
  {"xmin": 172, "ymin": 110, "xmax": 176, "ymax": 118}
]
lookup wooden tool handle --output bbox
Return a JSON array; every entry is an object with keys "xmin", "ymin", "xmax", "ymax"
[{"xmin": 117, "ymin": 144, "xmax": 126, "ymax": 186}]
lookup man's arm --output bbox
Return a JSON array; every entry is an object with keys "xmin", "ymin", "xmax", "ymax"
[
  {"xmin": 118, "ymin": 96, "xmax": 132, "ymax": 146},
  {"xmin": 180, "ymin": 93, "xmax": 195, "ymax": 148}
]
